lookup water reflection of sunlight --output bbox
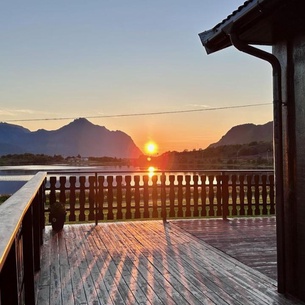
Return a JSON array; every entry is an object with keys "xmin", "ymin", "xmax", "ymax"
[{"xmin": 148, "ymin": 166, "xmax": 156, "ymax": 178}]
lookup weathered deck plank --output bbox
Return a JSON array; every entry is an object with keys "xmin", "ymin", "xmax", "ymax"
[
  {"xmin": 35, "ymin": 220, "xmax": 303, "ymax": 305},
  {"xmin": 171, "ymin": 217, "xmax": 277, "ymax": 280}
]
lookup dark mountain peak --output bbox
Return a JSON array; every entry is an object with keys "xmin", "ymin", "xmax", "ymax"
[
  {"xmin": 59, "ymin": 118, "xmax": 107, "ymax": 133},
  {"xmin": 0, "ymin": 122, "xmax": 30, "ymax": 134},
  {"xmin": 210, "ymin": 121, "xmax": 273, "ymax": 147},
  {"xmin": 0, "ymin": 119, "xmax": 142, "ymax": 158}
]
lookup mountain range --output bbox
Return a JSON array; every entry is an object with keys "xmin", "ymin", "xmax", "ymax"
[
  {"xmin": 0, "ymin": 119, "xmax": 273, "ymax": 158},
  {"xmin": 0, "ymin": 118, "xmax": 142, "ymax": 158}
]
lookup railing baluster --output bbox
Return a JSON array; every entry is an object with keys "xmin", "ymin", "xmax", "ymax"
[
  {"xmin": 247, "ymin": 175, "xmax": 253, "ymax": 216},
  {"xmin": 49, "ymin": 176, "xmax": 57, "ymax": 204},
  {"xmin": 97, "ymin": 176, "xmax": 105, "ymax": 221},
  {"xmin": 88, "ymin": 176, "xmax": 95, "ymax": 221},
  {"xmin": 208, "ymin": 175, "xmax": 215, "ymax": 217},
  {"xmin": 59, "ymin": 176, "xmax": 66, "ymax": 204},
  {"xmin": 143, "ymin": 175, "xmax": 149, "ymax": 219},
  {"xmin": 239, "ymin": 175, "xmax": 245, "ymax": 215},
  {"xmin": 152, "ymin": 175, "xmax": 159, "ymax": 218},
  {"xmin": 193, "ymin": 175, "xmax": 199, "ymax": 217},
  {"xmin": 69, "ymin": 176, "xmax": 76, "ymax": 221},
  {"xmin": 185, "ymin": 175, "xmax": 191, "ymax": 217},
  {"xmin": 107, "ymin": 176, "xmax": 114, "ymax": 220},
  {"xmin": 254, "ymin": 175, "xmax": 260, "ymax": 215},
  {"xmin": 169, "ymin": 175, "xmax": 176, "ymax": 218},
  {"xmin": 216, "ymin": 175, "xmax": 222, "ymax": 216},
  {"xmin": 262, "ymin": 175, "xmax": 268, "ymax": 215},
  {"xmin": 116, "ymin": 176, "xmax": 123, "ymax": 220},
  {"xmin": 134, "ymin": 176, "xmax": 141, "ymax": 219},
  {"xmin": 177, "ymin": 175, "xmax": 184, "ymax": 217},
  {"xmin": 231, "ymin": 175, "xmax": 237, "ymax": 216},
  {"xmin": 200, "ymin": 175, "xmax": 207, "ymax": 217},
  {"xmin": 269, "ymin": 174, "xmax": 275, "ymax": 214},
  {"xmin": 125, "ymin": 176, "xmax": 132, "ymax": 219},
  {"xmin": 222, "ymin": 175, "xmax": 229, "ymax": 220},
  {"xmin": 79, "ymin": 176, "xmax": 86, "ymax": 221}
]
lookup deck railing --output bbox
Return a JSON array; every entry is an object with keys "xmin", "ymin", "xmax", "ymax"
[
  {"xmin": 0, "ymin": 172, "xmax": 46, "ymax": 305},
  {"xmin": 0, "ymin": 170, "xmax": 275, "ymax": 304},
  {"xmin": 44, "ymin": 170, "xmax": 275, "ymax": 224}
]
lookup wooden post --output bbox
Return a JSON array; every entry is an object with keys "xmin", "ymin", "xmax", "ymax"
[
  {"xmin": 23, "ymin": 207, "xmax": 35, "ymax": 305},
  {"xmin": 1, "ymin": 242, "xmax": 18, "ymax": 305},
  {"xmin": 32, "ymin": 193, "xmax": 41, "ymax": 271},
  {"xmin": 161, "ymin": 173, "xmax": 167, "ymax": 222}
]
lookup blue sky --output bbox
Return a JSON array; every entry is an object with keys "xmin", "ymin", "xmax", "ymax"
[{"xmin": 0, "ymin": 1, "xmax": 273, "ymax": 153}]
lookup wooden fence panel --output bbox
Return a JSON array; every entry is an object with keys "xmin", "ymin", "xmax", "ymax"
[{"xmin": 45, "ymin": 170, "xmax": 275, "ymax": 223}]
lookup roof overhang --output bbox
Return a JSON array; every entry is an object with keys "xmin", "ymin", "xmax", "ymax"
[{"xmin": 199, "ymin": 0, "xmax": 305, "ymax": 54}]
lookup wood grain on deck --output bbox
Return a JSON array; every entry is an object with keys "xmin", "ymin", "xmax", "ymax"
[
  {"xmin": 172, "ymin": 217, "xmax": 277, "ymax": 280},
  {"xmin": 36, "ymin": 220, "xmax": 302, "ymax": 305}
]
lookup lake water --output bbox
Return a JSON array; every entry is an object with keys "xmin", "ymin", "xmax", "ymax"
[
  {"xmin": 0, "ymin": 165, "xmax": 227, "ymax": 195},
  {"xmin": 0, "ymin": 165, "xmax": 140, "ymax": 195}
]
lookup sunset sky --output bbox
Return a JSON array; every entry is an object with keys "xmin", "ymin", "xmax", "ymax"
[{"xmin": 1, "ymin": 1, "xmax": 273, "ymax": 154}]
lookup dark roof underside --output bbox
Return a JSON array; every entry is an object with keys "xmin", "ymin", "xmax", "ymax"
[{"xmin": 199, "ymin": 0, "xmax": 305, "ymax": 54}]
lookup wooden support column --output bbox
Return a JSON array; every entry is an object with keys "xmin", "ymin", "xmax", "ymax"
[
  {"xmin": 23, "ymin": 206, "xmax": 35, "ymax": 305},
  {"xmin": 1, "ymin": 242, "xmax": 18, "ymax": 305}
]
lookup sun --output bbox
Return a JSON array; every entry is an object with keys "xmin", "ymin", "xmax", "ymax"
[{"xmin": 145, "ymin": 142, "xmax": 158, "ymax": 155}]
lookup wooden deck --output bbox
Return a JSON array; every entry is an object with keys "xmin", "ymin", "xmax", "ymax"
[
  {"xmin": 172, "ymin": 217, "xmax": 277, "ymax": 280},
  {"xmin": 35, "ymin": 219, "xmax": 303, "ymax": 305}
]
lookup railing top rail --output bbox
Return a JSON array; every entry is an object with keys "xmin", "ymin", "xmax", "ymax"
[
  {"xmin": 0, "ymin": 171, "xmax": 47, "ymax": 272},
  {"xmin": 46, "ymin": 169, "xmax": 274, "ymax": 175}
]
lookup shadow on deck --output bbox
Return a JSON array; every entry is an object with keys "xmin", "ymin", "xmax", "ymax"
[{"xmin": 36, "ymin": 219, "xmax": 303, "ymax": 305}]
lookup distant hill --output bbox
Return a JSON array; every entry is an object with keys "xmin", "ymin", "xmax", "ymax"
[
  {"xmin": 0, "ymin": 118, "xmax": 142, "ymax": 158},
  {"xmin": 209, "ymin": 122, "xmax": 273, "ymax": 147}
]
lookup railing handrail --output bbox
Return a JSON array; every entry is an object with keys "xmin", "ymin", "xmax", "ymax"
[
  {"xmin": 46, "ymin": 169, "xmax": 274, "ymax": 175},
  {"xmin": 0, "ymin": 171, "xmax": 47, "ymax": 272}
]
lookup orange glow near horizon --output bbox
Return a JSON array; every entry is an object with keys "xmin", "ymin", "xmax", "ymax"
[{"xmin": 145, "ymin": 141, "xmax": 158, "ymax": 155}]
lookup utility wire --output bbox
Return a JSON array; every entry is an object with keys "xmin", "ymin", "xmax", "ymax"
[{"xmin": 4, "ymin": 103, "xmax": 271, "ymax": 123}]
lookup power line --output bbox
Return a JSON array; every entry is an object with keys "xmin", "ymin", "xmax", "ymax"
[{"xmin": 4, "ymin": 103, "xmax": 271, "ymax": 123}]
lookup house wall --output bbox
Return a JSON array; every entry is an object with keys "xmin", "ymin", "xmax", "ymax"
[{"xmin": 273, "ymin": 32, "xmax": 305, "ymax": 301}]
